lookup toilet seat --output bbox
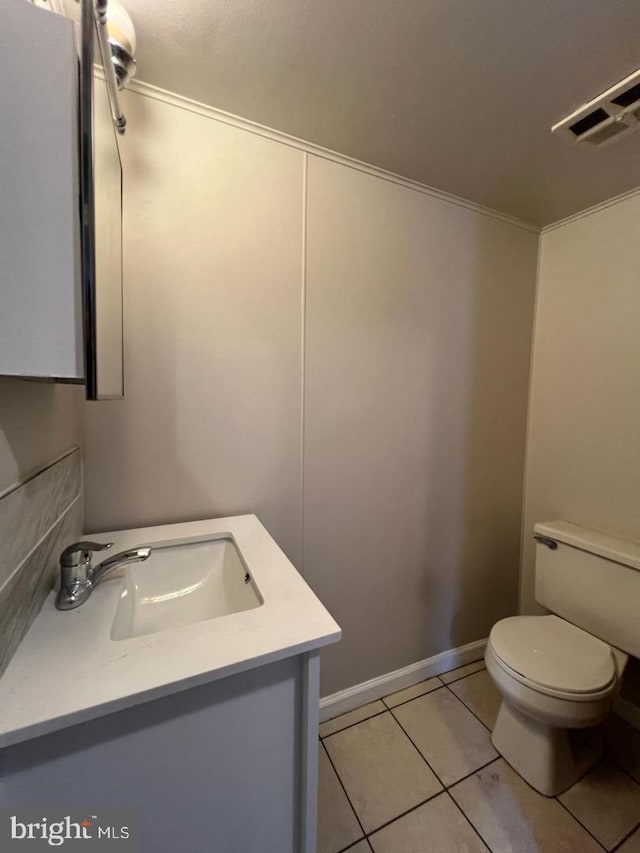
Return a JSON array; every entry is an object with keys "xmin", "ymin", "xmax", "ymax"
[
  {"xmin": 485, "ymin": 638, "xmax": 617, "ymax": 730},
  {"xmin": 489, "ymin": 615, "xmax": 617, "ymax": 697}
]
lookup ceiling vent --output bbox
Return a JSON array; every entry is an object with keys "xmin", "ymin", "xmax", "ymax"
[{"xmin": 552, "ymin": 69, "xmax": 640, "ymax": 148}]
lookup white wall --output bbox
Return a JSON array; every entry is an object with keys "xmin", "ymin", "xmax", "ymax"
[
  {"xmin": 521, "ymin": 192, "xmax": 640, "ymax": 614},
  {"xmin": 83, "ymin": 87, "xmax": 539, "ymax": 694},
  {"xmin": 83, "ymin": 91, "xmax": 305, "ymax": 564},
  {"xmin": 304, "ymin": 157, "xmax": 538, "ymax": 692}
]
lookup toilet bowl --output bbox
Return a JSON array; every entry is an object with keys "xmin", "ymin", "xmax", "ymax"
[
  {"xmin": 485, "ymin": 615, "xmax": 627, "ymax": 795},
  {"xmin": 486, "ymin": 521, "xmax": 639, "ymax": 797}
]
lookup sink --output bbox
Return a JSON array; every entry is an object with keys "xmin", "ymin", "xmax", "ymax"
[{"xmin": 110, "ymin": 535, "xmax": 263, "ymax": 641}]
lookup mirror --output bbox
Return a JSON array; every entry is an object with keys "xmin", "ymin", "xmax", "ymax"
[{"xmin": 79, "ymin": 0, "xmax": 124, "ymax": 399}]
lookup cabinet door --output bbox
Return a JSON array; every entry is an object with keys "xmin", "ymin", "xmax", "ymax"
[{"xmin": 0, "ymin": 0, "xmax": 83, "ymax": 380}]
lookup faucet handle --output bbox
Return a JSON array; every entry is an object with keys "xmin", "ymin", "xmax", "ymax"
[{"xmin": 60, "ymin": 541, "xmax": 113, "ymax": 568}]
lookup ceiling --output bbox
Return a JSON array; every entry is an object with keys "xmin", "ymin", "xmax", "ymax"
[{"xmin": 122, "ymin": 0, "xmax": 640, "ymax": 226}]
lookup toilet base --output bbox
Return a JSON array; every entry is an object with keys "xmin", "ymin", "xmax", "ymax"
[{"xmin": 491, "ymin": 700, "xmax": 603, "ymax": 796}]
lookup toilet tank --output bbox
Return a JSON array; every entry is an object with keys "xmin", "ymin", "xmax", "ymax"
[{"xmin": 534, "ymin": 521, "xmax": 640, "ymax": 658}]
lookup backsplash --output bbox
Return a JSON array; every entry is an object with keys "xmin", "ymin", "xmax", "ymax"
[{"xmin": 0, "ymin": 448, "xmax": 82, "ymax": 675}]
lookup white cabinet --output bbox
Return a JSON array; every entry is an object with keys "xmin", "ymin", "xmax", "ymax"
[
  {"xmin": 0, "ymin": 0, "xmax": 83, "ymax": 381},
  {"xmin": 0, "ymin": 652, "xmax": 321, "ymax": 852}
]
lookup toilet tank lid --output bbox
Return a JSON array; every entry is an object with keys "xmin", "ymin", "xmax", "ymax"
[{"xmin": 534, "ymin": 521, "xmax": 640, "ymax": 572}]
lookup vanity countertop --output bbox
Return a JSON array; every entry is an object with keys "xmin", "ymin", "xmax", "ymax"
[{"xmin": 0, "ymin": 515, "xmax": 340, "ymax": 748}]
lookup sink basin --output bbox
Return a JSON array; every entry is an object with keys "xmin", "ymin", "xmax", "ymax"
[{"xmin": 110, "ymin": 535, "xmax": 263, "ymax": 641}]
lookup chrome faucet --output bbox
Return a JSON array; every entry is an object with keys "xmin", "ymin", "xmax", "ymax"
[{"xmin": 55, "ymin": 540, "xmax": 152, "ymax": 611}]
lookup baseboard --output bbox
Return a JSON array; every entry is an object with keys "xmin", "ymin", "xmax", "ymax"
[{"xmin": 319, "ymin": 638, "xmax": 487, "ymax": 722}]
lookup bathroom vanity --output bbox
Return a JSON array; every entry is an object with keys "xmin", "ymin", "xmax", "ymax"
[{"xmin": 0, "ymin": 515, "xmax": 340, "ymax": 853}]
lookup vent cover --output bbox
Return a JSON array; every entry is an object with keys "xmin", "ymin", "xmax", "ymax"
[{"xmin": 552, "ymin": 68, "xmax": 640, "ymax": 148}]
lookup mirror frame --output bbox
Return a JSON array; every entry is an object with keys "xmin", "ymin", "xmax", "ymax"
[{"xmin": 78, "ymin": 0, "xmax": 124, "ymax": 400}]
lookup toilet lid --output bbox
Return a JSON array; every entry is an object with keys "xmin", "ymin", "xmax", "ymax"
[{"xmin": 490, "ymin": 615, "xmax": 616, "ymax": 694}]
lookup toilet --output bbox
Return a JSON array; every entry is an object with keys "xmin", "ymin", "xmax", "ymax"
[{"xmin": 485, "ymin": 520, "xmax": 640, "ymax": 796}]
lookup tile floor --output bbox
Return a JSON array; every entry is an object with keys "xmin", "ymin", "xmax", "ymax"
[{"xmin": 317, "ymin": 660, "xmax": 640, "ymax": 853}]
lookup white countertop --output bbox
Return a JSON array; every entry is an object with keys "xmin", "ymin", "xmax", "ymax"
[{"xmin": 0, "ymin": 515, "xmax": 341, "ymax": 748}]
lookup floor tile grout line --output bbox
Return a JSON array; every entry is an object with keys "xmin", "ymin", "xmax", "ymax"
[
  {"xmin": 359, "ymin": 666, "xmax": 487, "ymax": 719},
  {"xmin": 363, "ymin": 789, "xmax": 444, "ymax": 839},
  {"xmin": 445, "ymin": 790, "xmax": 494, "ymax": 853},
  {"xmin": 554, "ymin": 754, "xmax": 613, "ymax": 796},
  {"xmin": 322, "ymin": 665, "xmax": 485, "ymax": 729},
  {"xmin": 381, "ymin": 679, "xmax": 445, "ymax": 711},
  {"xmin": 336, "ymin": 837, "xmax": 369, "ymax": 853},
  {"xmin": 445, "ymin": 756, "xmax": 501, "ymax": 791},
  {"xmin": 440, "ymin": 663, "xmax": 486, "ymax": 685},
  {"xmin": 327, "ymin": 707, "xmax": 446, "ymax": 840},
  {"xmin": 322, "ymin": 665, "xmax": 484, "ymax": 729},
  {"xmin": 320, "ymin": 738, "xmax": 368, "ymax": 845},
  {"xmin": 450, "ymin": 751, "xmax": 610, "ymax": 853},
  {"xmin": 387, "ymin": 706, "xmax": 449, "ymax": 790},
  {"xmin": 495, "ymin": 745, "xmax": 614, "ymax": 847},
  {"xmin": 360, "ymin": 759, "xmax": 500, "ymax": 848},
  {"xmin": 389, "ymin": 700, "xmax": 502, "ymax": 794},
  {"xmin": 607, "ymin": 753, "xmax": 640, "ymax": 791},
  {"xmin": 320, "ymin": 708, "xmax": 389, "ymax": 740},
  {"xmin": 322, "ymin": 684, "xmax": 637, "ymax": 853},
  {"xmin": 359, "ymin": 744, "xmax": 611, "ymax": 853},
  {"xmin": 335, "ymin": 841, "xmax": 359, "ymax": 853},
  {"xmin": 320, "ymin": 677, "xmax": 486, "ymax": 743},
  {"xmin": 359, "ymin": 709, "xmax": 452, "ymax": 838},
  {"xmin": 387, "ymin": 699, "xmax": 505, "ymax": 851},
  {"xmin": 610, "ymin": 818, "xmax": 640, "ymax": 853},
  {"xmin": 323, "ymin": 700, "xmax": 500, "ymax": 846},
  {"xmin": 443, "ymin": 681, "xmax": 494, "ymax": 732},
  {"xmin": 496, "ymin": 743, "xmax": 620, "ymax": 843},
  {"xmin": 607, "ymin": 752, "xmax": 634, "ymax": 780},
  {"xmin": 554, "ymin": 792, "xmax": 609, "ymax": 850},
  {"xmin": 321, "ymin": 702, "xmax": 385, "ymax": 726},
  {"xmin": 446, "ymin": 669, "xmax": 640, "ymax": 842}
]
